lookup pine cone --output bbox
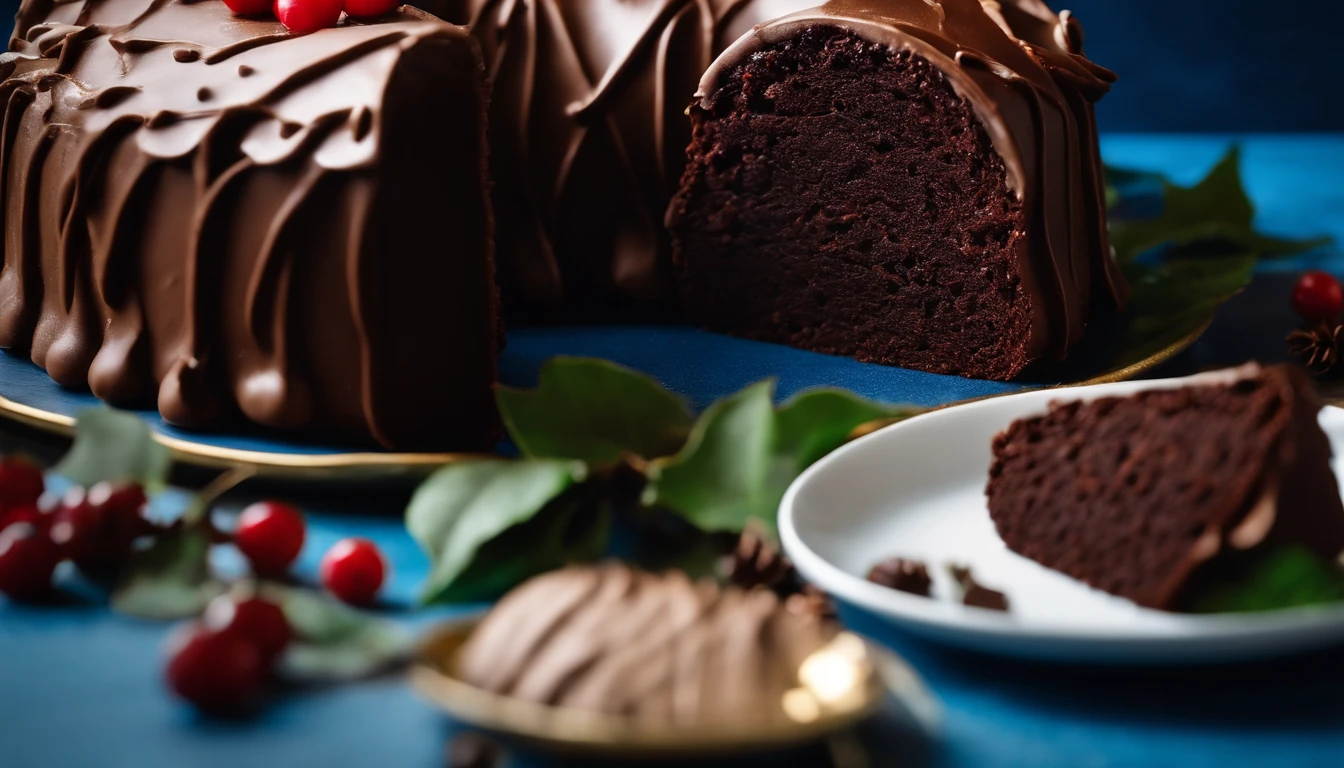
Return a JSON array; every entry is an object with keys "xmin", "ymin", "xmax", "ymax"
[
  {"xmin": 721, "ymin": 520, "xmax": 793, "ymax": 591},
  {"xmin": 1287, "ymin": 323, "xmax": 1343, "ymax": 375}
]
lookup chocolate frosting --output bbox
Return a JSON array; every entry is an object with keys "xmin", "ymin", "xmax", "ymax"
[
  {"xmin": 430, "ymin": 0, "xmax": 817, "ymax": 320},
  {"xmin": 1, "ymin": 0, "xmax": 500, "ymax": 449},
  {"xmin": 691, "ymin": 0, "xmax": 1126, "ymax": 362},
  {"xmin": 457, "ymin": 564, "xmax": 837, "ymax": 721}
]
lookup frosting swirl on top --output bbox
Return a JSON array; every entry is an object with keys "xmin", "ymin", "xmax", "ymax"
[{"xmin": 457, "ymin": 564, "xmax": 837, "ymax": 722}]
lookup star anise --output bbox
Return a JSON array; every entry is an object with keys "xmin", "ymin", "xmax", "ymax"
[
  {"xmin": 721, "ymin": 519, "xmax": 794, "ymax": 592},
  {"xmin": 1287, "ymin": 322, "xmax": 1344, "ymax": 375}
]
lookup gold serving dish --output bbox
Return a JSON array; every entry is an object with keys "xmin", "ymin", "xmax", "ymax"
[{"xmin": 410, "ymin": 617, "xmax": 937, "ymax": 757}]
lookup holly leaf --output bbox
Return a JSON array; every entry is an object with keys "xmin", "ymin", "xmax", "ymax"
[
  {"xmin": 1108, "ymin": 147, "xmax": 1330, "ymax": 265},
  {"xmin": 54, "ymin": 408, "xmax": 171, "ymax": 493},
  {"xmin": 428, "ymin": 490, "xmax": 611, "ymax": 603},
  {"xmin": 263, "ymin": 585, "xmax": 410, "ymax": 682},
  {"xmin": 644, "ymin": 380, "xmax": 776, "ymax": 533},
  {"xmin": 1190, "ymin": 547, "xmax": 1344, "ymax": 614},
  {"xmin": 764, "ymin": 390, "xmax": 918, "ymax": 521},
  {"xmin": 496, "ymin": 357, "xmax": 693, "ymax": 465},
  {"xmin": 110, "ymin": 499, "xmax": 221, "ymax": 620},
  {"xmin": 1110, "ymin": 250, "xmax": 1259, "ymax": 368},
  {"xmin": 407, "ymin": 459, "xmax": 587, "ymax": 604}
]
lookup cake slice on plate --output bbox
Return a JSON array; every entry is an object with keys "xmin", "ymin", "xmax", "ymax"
[{"xmin": 986, "ymin": 364, "xmax": 1344, "ymax": 611}]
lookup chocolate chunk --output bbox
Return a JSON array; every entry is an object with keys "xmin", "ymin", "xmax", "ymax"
[{"xmin": 867, "ymin": 558, "xmax": 932, "ymax": 597}]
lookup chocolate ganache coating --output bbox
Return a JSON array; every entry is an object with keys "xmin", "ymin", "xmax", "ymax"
[
  {"xmin": 1, "ymin": 0, "xmax": 499, "ymax": 449},
  {"xmin": 428, "ymin": 0, "xmax": 816, "ymax": 321},
  {"xmin": 668, "ymin": 0, "xmax": 1126, "ymax": 379}
]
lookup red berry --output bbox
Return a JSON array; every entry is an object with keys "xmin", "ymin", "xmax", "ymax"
[
  {"xmin": 0, "ymin": 456, "xmax": 44, "ymax": 509},
  {"xmin": 235, "ymin": 501, "xmax": 306, "ymax": 575},
  {"xmin": 1291, "ymin": 271, "xmax": 1344, "ymax": 324},
  {"xmin": 0, "ymin": 503, "xmax": 45, "ymax": 534},
  {"xmin": 205, "ymin": 594, "xmax": 291, "ymax": 664},
  {"xmin": 164, "ymin": 623, "xmax": 265, "ymax": 716},
  {"xmin": 274, "ymin": 0, "xmax": 342, "ymax": 34},
  {"xmin": 343, "ymin": 0, "xmax": 398, "ymax": 20},
  {"xmin": 320, "ymin": 538, "xmax": 386, "ymax": 605},
  {"xmin": 0, "ymin": 522, "xmax": 60, "ymax": 602},
  {"xmin": 223, "ymin": 0, "xmax": 273, "ymax": 15},
  {"xmin": 50, "ymin": 483, "xmax": 153, "ymax": 579}
]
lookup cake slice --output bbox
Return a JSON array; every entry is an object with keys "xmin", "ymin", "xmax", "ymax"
[
  {"xmin": 666, "ymin": 0, "xmax": 1125, "ymax": 380},
  {"xmin": 986, "ymin": 364, "xmax": 1344, "ymax": 610}
]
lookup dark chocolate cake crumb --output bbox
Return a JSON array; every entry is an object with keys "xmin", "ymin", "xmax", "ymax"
[
  {"xmin": 950, "ymin": 565, "xmax": 1010, "ymax": 612},
  {"xmin": 867, "ymin": 558, "xmax": 933, "ymax": 597}
]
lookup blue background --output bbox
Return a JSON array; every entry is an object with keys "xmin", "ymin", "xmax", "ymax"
[{"xmin": 3, "ymin": 0, "xmax": 1342, "ymax": 131}]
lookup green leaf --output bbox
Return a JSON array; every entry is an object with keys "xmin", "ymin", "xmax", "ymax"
[
  {"xmin": 263, "ymin": 585, "xmax": 410, "ymax": 682},
  {"xmin": 645, "ymin": 380, "xmax": 776, "ymax": 533},
  {"xmin": 764, "ymin": 390, "xmax": 918, "ymax": 523},
  {"xmin": 1190, "ymin": 547, "xmax": 1344, "ymax": 614},
  {"xmin": 111, "ymin": 510, "xmax": 221, "ymax": 620},
  {"xmin": 1109, "ymin": 148, "xmax": 1330, "ymax": 264},
  {"xmin": 407, "ymin": 459, "xmax": 587, "ymax": 604},
  {"xmin": 496, "ymin": 357, "xmax": 694, "ymax": 465},
  {"xmin": 55, "ymin": 408, "xmax": 172, "ymax": 493},
  {"xmin": 430, "ymin": 491, "xmax": 611, "ymax": 603}
]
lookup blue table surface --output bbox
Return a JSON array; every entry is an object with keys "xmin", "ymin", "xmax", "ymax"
[{"xmin": 3, "ymin": 134, "xmax": 1344, "ymax": 768}]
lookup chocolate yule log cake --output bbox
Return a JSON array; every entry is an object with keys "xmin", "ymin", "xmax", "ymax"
[
  {"xmin": 432, "ymin": 0, "xmax": 815, "ymax": 321},
  {"xmin": 0, "ymin": 0, "xmax": 499, "ymax": 449},
  {"xmin": 986, "ymin": 365, "xmax": 1344, "ymax": 611},
  {"xmin": 668, "ymin": 0, "xmax": 1127, "ymax": 380}
]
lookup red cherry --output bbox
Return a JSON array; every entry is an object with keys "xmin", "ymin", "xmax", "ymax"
[
  {"xmin": 235, "ymin": 501, "xmax": 306, "ymax": 575},
  {"xmin": 343, "ymin": 0, "xmax": 398, "ymax": 20},
  {"xmin": 274, "ymin": 0, "xmax": 342, "ymax": 35},
  {"xmin": 1291, "ymin": 271, "xmax": 1344, "ymax": 324},
  {"xmin": 0, "ymin": 456, "xmax": 45, "ymax": 509},
  {"xmin": 205, "ymin": 594, "xmax": 291, "ymax": 664},
  {"xmin": 0, "ymin": 522, "xmax": 61, "ymax": 602},
  {"xmin": 223, "ymin": 0, "xmax": 273, "ymax": 16},
  {"xmin": 320, "ymin": 538, "xmax": 386, "ymax": 605},
  {"xmin": 164, "ymin": 623, "xmax": 265, "ymax": 716}
]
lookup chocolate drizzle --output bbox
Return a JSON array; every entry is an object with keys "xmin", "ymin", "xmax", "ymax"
[
  {"xmin": 431, "ymin": 0, "xmax": 817, "ymax": 320},
  {"xmin": 689, "ymin": 0, "xmax": 1125, "ymax": 365},
  {"xmin": 1, "ymin": 0, "xmax": 500, "ymax": 449}
]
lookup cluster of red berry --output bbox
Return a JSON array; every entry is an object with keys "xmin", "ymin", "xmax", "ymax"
[
  {"xmin": 223, "ymin": 0, "xmax": 398, "ymax": 36},
  {"xmin": 167, "ymin": 502, "xmax": 388, "ymax": 715},
  {"xmin": 1291, "ymin": 271, "xmax": 1344, "ymax": 325},
  {"xmin": 0, "ymin": 457, "xmax": 163, "ymax": 601},
  {"xmin": 0, "ymin": 455, "xmax": 393, "ymax": 716}
]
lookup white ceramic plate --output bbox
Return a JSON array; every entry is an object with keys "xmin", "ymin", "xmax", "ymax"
[{"xmin": 780, "ymin": 373, "xmax": 1344, "ymax": 664}]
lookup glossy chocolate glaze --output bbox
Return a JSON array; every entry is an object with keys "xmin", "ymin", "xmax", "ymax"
[
  {"xmin": 430, "ymin": 0, "xmax": 816, "ymax": 320},
  {"xmin": 685, "ymin": 0, "xmax": 1126, "ymax": 364},
  {"xmin": 1, "ymin": 0, "xmax": 499, "ymax": 449}
]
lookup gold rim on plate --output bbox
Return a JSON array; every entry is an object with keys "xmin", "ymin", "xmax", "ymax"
[
  {"xmin": 0, "ymin": 319, "xmax": 1208, "ymax": 479},
  {"xmin": 409, "ymin": 618, "xmax": 928, "ymax": 756},
  {"xmin": 0, "ymin": 390, "xmax": 482, "ymax": 480}
]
